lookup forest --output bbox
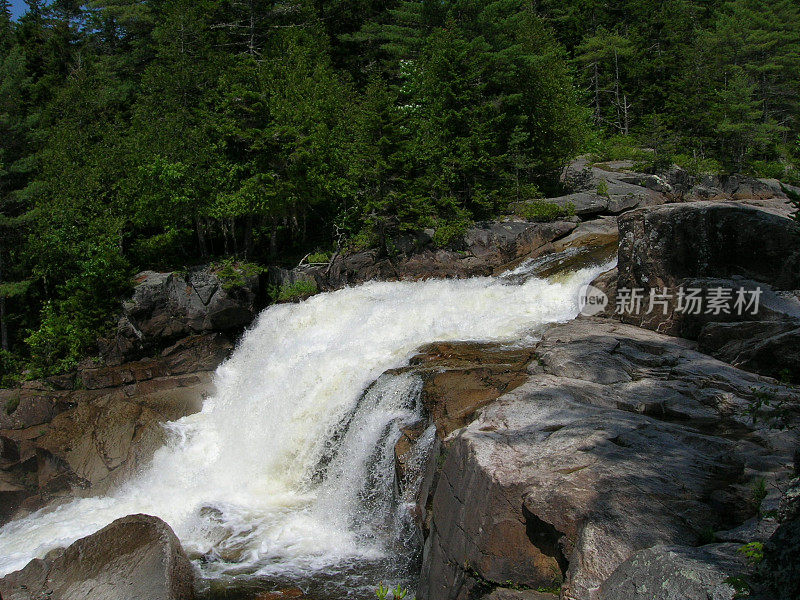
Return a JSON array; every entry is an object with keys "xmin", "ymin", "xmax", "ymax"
[{"xmin": 1, "ymin": 0, "xmax": 799, "ymax": 379}]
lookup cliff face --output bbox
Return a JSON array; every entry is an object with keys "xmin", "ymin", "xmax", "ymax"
[{"xmin": 418, "ymin": 318, "xmax": 797, "ymax": 600}]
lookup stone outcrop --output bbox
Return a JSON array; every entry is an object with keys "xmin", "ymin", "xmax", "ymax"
[
  {"xmin": 418, "ymin": 318, "xmax": 798, "ymax": 600},
  {"xmin": 100, "ymin": 265, "xmax": 261, "ymax": 364},
  {"xmin": 0, "ymin": 336, "xmax": 223, "ymax": 523},
  {"xmin": 0, "ymin": 514, "xmax": 194, "ymax": 600},
  {"xmin": 271, "ymin": 220, "xmax": 581, "ymax": 294},
  {"xmin": 401, "ymin": 342, "xmax": 537, "ymax": 437},
  {"xmin": 562, "ymin": 157, "xmax": 796, "ymax": 218},
  {"xmin": 611, "ymin": 201, "xmax": 800, "ymax": 380},
  {"xmin": 751, "ymin": 477, "xmax": 800, "ymax": 600},
  {"xmin": 616, "ymin": 202, "xmax": 800, "ymax": 303}
]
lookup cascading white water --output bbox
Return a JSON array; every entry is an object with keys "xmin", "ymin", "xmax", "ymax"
[{"xmin": 0, "ymin": 261, "xmax": 612, "ymax": 596}]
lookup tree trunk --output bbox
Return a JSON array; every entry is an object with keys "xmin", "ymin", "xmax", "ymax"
[
  {"xmin": 0, "ymin": 296, "xmax": 7, "ymax": 352},
  {"xmin": 613, "ymin": 48, "xmax": 622, "ymax": 133},
  {"xmin": 244, "ymin": 213, "xmax": 254, "ymax": 259},
  {"xmin": 196, "ymin": 216, "xmax": 209, "ymax": 258},
  {"xmin": 593, "ymin": 62, "xmax": 601, "ymax": 126},
  {"xmin": 222, "ymin": 219, "xmax": 231, "ymax": 255},
  {"xmin": 230, "ymin": 217, "xmax": 238, "ymax": 257},
  {"xmin": 0, "ymin": 257, "xmax": 7, "ymax": 351},
  {"xmin": 270, "ymin": 218, "xmax": 278, "ymax": 259}
]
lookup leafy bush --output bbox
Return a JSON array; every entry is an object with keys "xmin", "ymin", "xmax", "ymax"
[
  {"xmin": 432, "ymin": 219, "xmax": 471, "ymax": 248},
  {"xmin": 307, "ymin": 251, "xmax": 332, "ymax": 264},
  {"xmin": 750, "ymin": 160, "xmax": 787, "ymax": 180},
  {"xmin": 375, "ymin": 583, "xmax": 407, "ymax": 600},
  {"xmin": 738, "ymin": 541, "xmax": 765, "ymax": 565},
  {"xmin": 25, "ymin": 302, "xmax": 93, "ymax": 376},
  {"xmin": 515, "ymin": 200, "xmax": 575, "ymax": 222},
  {"xmin": 0, "ymin": 350, "xmax": 23, "ymax": 388},
  {"xmin": 587, "ymin": 134, "xmax": 654, "ymax": 164},
  {"xmin": 746, "ymin": 389, "xmax": 798, "ymax": 429},
  {"xmin": 782, "ymin": 184, "xmax": 800, "ymax": 223},
  {"xmin": 751, "ymin": 478, "xmax": 768, "ymax": 516},
  {"xmin": 672, "ymin": 153, "xmax": 724, "ymax": 176},
  {"xmin": 276, "ymin": 280, "xmax": 318, "ymax": 302},
  {"xmin": 596, "ymin": 179, "xmax": 610, "ymax": 197},
  {"xmin": 211, "ymin": 258, "xmax": 264, "ymax": 291}
]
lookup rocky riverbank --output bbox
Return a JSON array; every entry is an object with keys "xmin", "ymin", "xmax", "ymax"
[{"xmin": 0, "ymin": 160, "xmax": 798, "ymax": 600}]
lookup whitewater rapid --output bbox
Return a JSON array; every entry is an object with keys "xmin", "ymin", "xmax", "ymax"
[{"xmin": 0, "ymin": 262, "xmax": 610, "ymax": 591}]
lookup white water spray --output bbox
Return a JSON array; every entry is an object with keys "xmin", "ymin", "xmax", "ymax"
[{"xmin": 0, "ymin": 262, "xmax": 611, "ymax": 592}]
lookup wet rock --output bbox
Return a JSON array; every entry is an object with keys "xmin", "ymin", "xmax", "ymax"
[
  {"xmin": 0, "ymin": 389, "xmax": 71, "ymax": 431},
  {"xmin": 552, "ymin": 217, "xmax": 619, "ymax": 252},
  {"xmin": 0, "ymin": 514, "xmax": 195, "ymax": 600},
  {"xmin": 403, "ymin": 342, "xmax": 536, "ymax": 437},
  {"xmin": 84, "ymin": 333, "xmax": 232, "ymax": 390},
  {"xmin": 35, "ymin": 371, "xmax": 213, "ymax": 495},
  {"xmin": 0, "ymin": 369, "xmax": 214, "ymax": 522},
  {"xmin": 599, "ymin": 544, "xmax": 745, "ymax": 600}
]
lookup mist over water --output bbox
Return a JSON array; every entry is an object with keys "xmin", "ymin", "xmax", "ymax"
[{"xmin": 0, "ymin": 263, "xmax": 611, "ymax": 595}]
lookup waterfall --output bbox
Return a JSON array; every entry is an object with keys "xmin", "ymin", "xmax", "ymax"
[{"xmin": 0, "ymin": 262, "xmax": 612, "ymax": 596}]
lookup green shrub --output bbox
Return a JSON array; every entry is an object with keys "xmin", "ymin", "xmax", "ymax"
[
  {"xmin": 0, "ymin": 350, "xmax": 23, "ymax": 388},
  {"xmin": 515, "ymin": 200, "xmax": 575, "ymax": 222},
  {"xmin": 723, "ymin": 574, "xmax": 751, "ymax": 597},
  {"xmin": 751, "ymin": 478, "xmax": 768, "ymax": 515},
  {"xmin": 782, "ymin": 184, "xmax": 800, "ymax": 223},
  {"xmin": 346, "ymin": 228, "xmax": 380, "ymax": 253},
  {"xmin": 276, "ymin": 280, "xmax": 318, "ymax": 302},
  {"xmin": 432, "ymin": 219, "xmax": 471, "ymax": 248},
  {"xmin": 587, "ymin": 134, "xmax": 654, "ymax": 164},
  {"xmin": 738, "ymin": 541, "xmax": 764, "ymax": 565},
  {"xmin": 25, "ymin": 301, "xmax": 97, "ymax": 377},
  {"xmin": 750, "ymin": 160, "xmax": 787, "ymax": 180},
  {"xmin": 672, "ymin": 153, "xmax": 724, "ymax": 176},
  {"xmin": 211, "ymin": 258, "xmax": 265, "ymax": 291},
  {"xmin": 596, "ymin": 179, "xmax": 610, "ymax": 198},
  {"xmin": 307, "ymin": 251, "xmax": 332, "ymax": 264}
]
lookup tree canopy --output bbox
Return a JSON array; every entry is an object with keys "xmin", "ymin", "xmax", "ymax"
[{"xmin": 1, "ymin": 0, "xmax": 798, "ymax": 378}]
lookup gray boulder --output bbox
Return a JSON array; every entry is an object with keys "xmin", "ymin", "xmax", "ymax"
[
  {"xmin": 600, "ymin": 544, "xmax": 745, "ymax": 600},
  {"xmin": 482, "ymin": 589, "xmax": 558, "ymax": 600},
  {"xmin": 614, "ymin": 202, "xmax": 800, "ymax": 379},
  {"xmin": 0, "ymin": 514, "xmax": 195, "ymax": 600},
  {"xmin": 102, "ymin": 265, "xmax": 260, "ymax": 363},
  {"xmin": 617, "ymin": 202, "xmax": 800, "ymax": 302}
]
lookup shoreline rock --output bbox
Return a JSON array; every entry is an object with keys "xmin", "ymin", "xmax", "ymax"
[
  {"xmin": 0, "ymin": 514, "xmax": 195, "ymax": 600},
  {"xmin": 416, "ymin": 318, "xmax": 798, "ymax": 600}
]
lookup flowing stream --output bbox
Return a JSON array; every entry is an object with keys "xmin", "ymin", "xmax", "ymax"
[{"xmin": 0, "ymin": 260, "xmax": 611, "ymax": 597}]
